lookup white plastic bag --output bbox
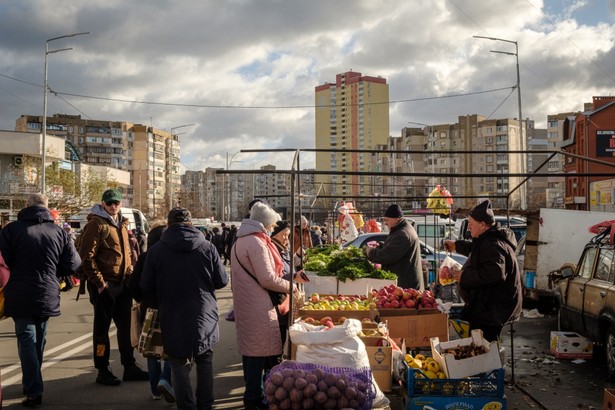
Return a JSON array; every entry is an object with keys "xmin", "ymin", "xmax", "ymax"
[
  {"xmin": 438, "ymin": 255, "xmax": 463, "ymax": 285},
  {"xmin": 289, "ymin": 318, "xmax": 390, "ymax": 407}
]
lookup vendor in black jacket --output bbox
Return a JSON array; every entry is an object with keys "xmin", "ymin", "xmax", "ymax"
[
  {"xmin": 365, "ymin": 204, "xmax": 424, "ymax": 291},
  {"xmin": 444, "ymin": 200, "xmax": 522, "ymax": 342}
]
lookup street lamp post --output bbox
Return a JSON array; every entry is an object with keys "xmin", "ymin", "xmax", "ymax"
[
  {"xmin": 42, "ymin": 31, "xmax": 89, "ymax": 194},
  {"xmin": 224, "ymin": 152, "xmax": 242, "ymax": 221},
  {"xmin": 474, "ymin": 35, "xmax": 526, "ymax": 210},
  {"xmin": 169, "ymin": 124, "xmax": 194, "ymax": 210}
]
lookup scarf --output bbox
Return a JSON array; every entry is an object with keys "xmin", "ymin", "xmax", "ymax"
[{"xmin": 252, "ymin": 232, "xmax": 284, "ymax": 278}]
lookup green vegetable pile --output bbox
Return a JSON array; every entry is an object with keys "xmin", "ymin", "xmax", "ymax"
[{"xmin": 304, "ymin": 245, "xmax": 397, "ymax": 282}]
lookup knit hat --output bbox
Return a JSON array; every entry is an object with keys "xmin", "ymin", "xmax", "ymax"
[
  {"xmin": 384, "ymin": 204, "xmax": 404, "ymax": 218},
  {"xmin": 469, "ymin": 199, "xmax": 495, "ymax": 225},
  {"xmin": 250, "ymin": 202, "xmax": 280, "ymax": 227},
  {"xmin": 168, "ymin": 207, "xmax": 192, "ymax": 224},
  {"xmin": 248, "ymin": 198, "xmax": 267, "ymax": 214},
  {"xmin": 147, "ymin": 225, "xmax": 166, "ymax": 248},
  {"xmin": 102, "ymin": 189, "xmax": 122, "ymax": 203},
  {"xmin": 271, "ymin": 220, "xmax": 290, "ymax": 238}
]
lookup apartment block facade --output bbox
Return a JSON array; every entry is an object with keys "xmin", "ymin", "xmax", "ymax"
[
  {"xmin": 315, "ymin": 71, "xmax": 389, "ymax": 198},
  {"xmin": 15, "ymin": 114, "xmax": 180, "ymax": 219}
]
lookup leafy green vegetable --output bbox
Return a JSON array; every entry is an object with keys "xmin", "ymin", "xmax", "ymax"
[{"xmin": 304, "ymin": 245, "xmax": 396, "ymax": 282}]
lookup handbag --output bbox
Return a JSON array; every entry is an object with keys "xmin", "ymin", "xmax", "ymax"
[
  {"xmin": 130, "ymin": 301, "xmax": 142, "ymax": 348},
  {"xmin": 233, "ymin": 246, "xmax": 287, "ymax": 308},
  {"xmin": 137, "ymin": 307, "xmax": 164, "ymax": 358}
]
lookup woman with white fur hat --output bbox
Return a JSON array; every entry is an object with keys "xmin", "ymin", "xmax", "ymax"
[{"xmin": 231, "ymin": 202, "xmax": 299, "ymax": 410}]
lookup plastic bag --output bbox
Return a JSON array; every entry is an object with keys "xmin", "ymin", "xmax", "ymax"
[{"xmin": 438, "ymin": 255, "xmax": 462, "ymax": 285}]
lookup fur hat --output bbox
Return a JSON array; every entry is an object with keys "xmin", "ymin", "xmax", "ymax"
[
  {"xmin": 469, "ymin": 199, "xmax": 495, "ymax": 225},
  {"xmin": 384, "ymin": 204, "xmax": 404, "ymax": 218},
  {"xmin": 250, "ymin": 202, "xmax": 280, "ymax": 227}
]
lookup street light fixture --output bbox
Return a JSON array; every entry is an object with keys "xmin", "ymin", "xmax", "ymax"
[
  {"xmin": 168, "ymin": 124, "xmax": 195, "ymax": 210},
  {"xmin": 473, "ymin": 35, "xmax": 526, "ymax": 210},
  {"xmin": 42, "ymin": 31, "xmax": 90, "ymax": 194}
]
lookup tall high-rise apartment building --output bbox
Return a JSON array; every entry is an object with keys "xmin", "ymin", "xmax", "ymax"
[
  {"xmin": 315, "ymin": 71, "xmax": 389, "ymax": 198},
  {"xmin": 15, "ymin": 114, "xmax": 180, "ymax": 218}
]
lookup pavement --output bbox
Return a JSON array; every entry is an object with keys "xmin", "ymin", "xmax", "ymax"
[{"xmin": 1, "ymin": 279, "xmax": 613, "ymax": 409}]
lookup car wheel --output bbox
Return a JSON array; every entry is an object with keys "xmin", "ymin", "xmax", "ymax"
[{"xmin": 605, "ymin": 326, "xmax": 615, "ymax": 380}]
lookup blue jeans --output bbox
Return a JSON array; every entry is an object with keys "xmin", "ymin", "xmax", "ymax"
[
  {"xmin": 169, "ymin": 350, "xmax": 214, "ymax": 410},
  {"xmin": 147, "ymin": 357, "xmax": 172, "ymax": 396},
  {"xmin": 14, "ymin": 317, "xmax": 49, "ymax": 398}
]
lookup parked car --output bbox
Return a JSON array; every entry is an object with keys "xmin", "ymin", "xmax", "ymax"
[
  {"xmin": 458, "ymin": 215, "xmax": 526, "ymax": 242},
  {"xmin": 342, "ymin": 233, "xmax": 467, "ymax": 265},
  {"xmin": 553, "ymin": 228, "xmax": 615, "ymax": 378}
]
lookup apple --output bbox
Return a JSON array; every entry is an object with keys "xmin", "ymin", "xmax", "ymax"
[
  {"xmin": 319, "ymin": 316, "xmax": 333, "ymax": 325},
  {"xmin": 304, "ymin": 317, "xmax": 316, "ymax": 324},
  {"xmin": 337, "ymin": 295, "xmax": 346, "ymax": 301},
  {"xmin": 405, "ymin": 299, "xmax": 416, "ymax": 308},
  {"xmin": 390, "ymin": 300, "xmax": 401, "ymax": 308},
  {"xmin": 310, "ymin": 293, "xmax": 320, "ymax": 303},
  {"xmin": 383, "ymin": 302, "xmax": 392, "ymax": 308},
  {"xmin": 393, "ymin": 287, "xmax": 404, "ymax": 298},
  {"xmin": 402, "ymin": 292, "xmax": 411, "ymax": 301}
]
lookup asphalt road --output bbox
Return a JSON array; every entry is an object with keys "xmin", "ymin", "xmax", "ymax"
[{"xmin": 1, "ymin": 281, "xmax": 613, "ymax": 409}]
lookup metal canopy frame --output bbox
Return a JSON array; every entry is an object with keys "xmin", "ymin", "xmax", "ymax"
[{"xmin": 217, "ymin": 147, "xmax": 615, "ymax": 360}]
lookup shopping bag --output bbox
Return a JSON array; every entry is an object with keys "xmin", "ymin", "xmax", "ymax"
[
  {"xmin": 438, "ymin": 255, "xmax": 463, "ymax": 285},
  {"xmin": 130, "ymin": 301, "xmax": 142, "ymax": 348},
  {"xmin": 137, "ymin": 308, "xmax": 164, "ymax": 358}
]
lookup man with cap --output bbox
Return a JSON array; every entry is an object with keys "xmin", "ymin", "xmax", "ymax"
[
  {"xmin": 443, "ymin": 199, "xmax": 522, "ymax": 342},
  {"xmin": 141, "ymin": 207, "xmax": 229, "ymax": 410},
  {"xmin": 365, "ymin": 204, "xmax": 424, "ymax": 290},
  {"xmin": 79, "ymin": 189, "xmax": 148, "ymax": 386}
]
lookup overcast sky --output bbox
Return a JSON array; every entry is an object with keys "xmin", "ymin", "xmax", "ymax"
[{"xmin": 0, "ymin": 0, "xmax": 614, "ymax": 172}]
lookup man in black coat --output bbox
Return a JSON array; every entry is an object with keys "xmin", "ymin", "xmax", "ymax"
[
  {"xmin": 444, "ymin": 200, "xmax": 523, "ymax": 342},
  {"xmin": 365, "ymin": 204, "xmax": 424, "ymax": 290},
  {"xmin": 141, "ymin": 208, "xmax": 228, "ymax": 410},
  {"xmin": 0, "ymin": 193, "xmax": 81, "ymax": 407}
]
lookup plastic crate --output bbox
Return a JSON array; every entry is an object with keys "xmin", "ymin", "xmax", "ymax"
[
  {"xmin": 406, "ymin": 395, "xmax": 506, "ymax": 410},
  {"xmin": 404, "ymin": 364, "xmax": 505, "ymax": 398}
]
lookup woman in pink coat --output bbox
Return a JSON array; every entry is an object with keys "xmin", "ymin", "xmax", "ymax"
[{"xmin": 231, "ymin": 202, "xmax": 297, "ymax": 410}]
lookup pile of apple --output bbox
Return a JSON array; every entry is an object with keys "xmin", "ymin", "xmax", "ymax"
[
  {"xmin": 302, "ymin": 293, "xmax": 374, "ymax": 311},
  {"xmin": 371, "ymin": 284, "xmax": 438, "ymax": 309}
]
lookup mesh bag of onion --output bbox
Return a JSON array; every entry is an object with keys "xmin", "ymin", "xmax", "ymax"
[{"xmin": 264, "ymin": 360, "xmax": 375, "ymax": 410}]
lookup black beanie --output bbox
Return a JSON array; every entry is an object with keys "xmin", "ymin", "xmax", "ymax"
[
  {"xmin": 147, "ymin": 225, "xmax": 166, "ymax": 248},
  {"xmin": 469, "ymin": 200, "xmax": 495, "ymax": 225},
  {"xmin": 384, "ymin": 204, "xmax": 404, "ymax": 218},
  {"xmin": 271, "ymin": 220, "xmax": 290, "ymax": 238}
]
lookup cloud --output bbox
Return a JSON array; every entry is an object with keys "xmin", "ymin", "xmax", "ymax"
[{"xmin": 0, "ymin": 0, "xmax": 614, "ymax": 173}]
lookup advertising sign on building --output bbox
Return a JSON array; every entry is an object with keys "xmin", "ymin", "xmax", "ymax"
[{"xmin": 596, "ymin": 130, "xmax": 615, "ymax": 157}]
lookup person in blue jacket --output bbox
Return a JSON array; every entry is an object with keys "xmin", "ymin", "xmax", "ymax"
[
  {"xmin": 141, "ymin": 208, "xmax": 228, "ymax": 410},
  {"xmin": 0, "ymin": 193, "xmax": 81, "ymax": 407}
]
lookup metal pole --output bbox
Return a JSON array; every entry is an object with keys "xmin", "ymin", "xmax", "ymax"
[
  {"xmin": 514, "ymin": 41, "xmax": 527, "ymax": 211},
  {"xmin": 41, "ymin": 31, "xmax": 89, "ymax": 194},
  {"xmin": 42, "ymin": 43, "xmax": 49, "ymax": 193}
]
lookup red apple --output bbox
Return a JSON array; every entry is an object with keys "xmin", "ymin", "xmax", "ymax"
[
  {"xmin": 405, "ymin": 299, "xmax": 416, "ymax": 308},
  {"xmin": 383, "ymin": 302, "xmax": 392, "ymax": 308},
  {"xmin": 390, "ymin": 300, "xmax": 401, "ymax": 308},
  {"xmin": 402, "ymin": 292, "xmax": 411, "ymax": 301},
  {"xmin": 310, "ymin": 293, "xmax": 320, "ymax": 303}
]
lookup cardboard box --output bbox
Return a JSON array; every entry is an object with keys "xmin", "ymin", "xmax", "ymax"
[
  {"xmin": 379, "ymin": 310, "xmax": 449, "ymax": 347},
  {"xmin": 604, "ymin": 388, "xmax": 615, "ymax": 410},
  {"xmin": 550, "ymin": 331, "xmax": 593, "ymax": 359},
  {"xmin": 297, "ymin": 309, "xmax": 372, "ymax": 323},
  {"xmin": 360, "ymin": 336, "xmax": 393, "ymax": 393},
  {"xmin": 431, "ymin": 329, "xmax": 503, "ymax": 379}
]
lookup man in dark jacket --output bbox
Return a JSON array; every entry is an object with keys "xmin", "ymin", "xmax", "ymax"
[
  {"xmin": 79, "ymin": 189, "xmax": 148, "ymax": 386},
  {"xmin": 0, "ymin": 193, "xmax": 81, "ymax": 407},
  {"xmin": 444, "ymin": 200, "xmax": 522, "ymax": 342},
  {"xmin": 141, "ymin": 207, "xmax": 229, "ymax": 410},
  {"xmin": 365, "ymin": 204, "xmax": 424, "ymax": 290}
]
